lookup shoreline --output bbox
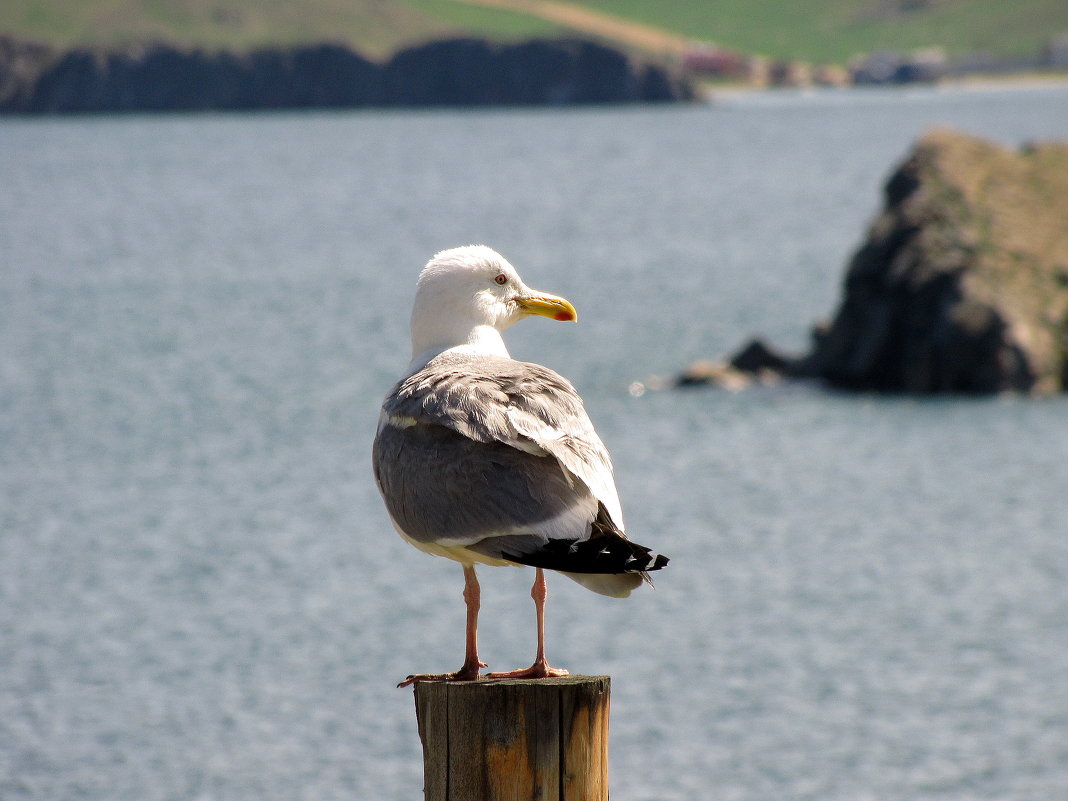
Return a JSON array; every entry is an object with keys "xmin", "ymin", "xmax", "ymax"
[{"xmin": 702, "ymin": 71, "xmax": 1068, "ymax": 102}]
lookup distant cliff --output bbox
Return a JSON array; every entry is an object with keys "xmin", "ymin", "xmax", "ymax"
[
  {"xmin": 0, "ymin": 35, "xmax": 692, "ymax": 113},
  {"xmin": 681, "ymin": 129, "xmax": 1068, "ymax": 396}
]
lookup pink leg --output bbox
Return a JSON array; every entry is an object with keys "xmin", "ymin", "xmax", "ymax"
[
  {"xmin": 399, "ymin": 564, "xmax": 487, "ymax": 686},
  {"xmin": 486, "ymin": 568, "xmax": 569, "ymax": 679}
]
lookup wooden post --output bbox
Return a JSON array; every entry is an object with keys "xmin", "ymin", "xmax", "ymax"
[{"xmin": 414, "ymin": 676, "xmax": 610, "ymax": 801}]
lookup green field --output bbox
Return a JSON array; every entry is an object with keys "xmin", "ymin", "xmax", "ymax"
[
  {"xmin": 573, "ymin": 0, "xmax": 1068, "ymax": 62},
  {"xmin": 0, "ymin": 0, "xmax": 560, "ymax": 58},
  {"xmin": 2, "ymin": 0, "xmax": 1066, "ymax": 63}
]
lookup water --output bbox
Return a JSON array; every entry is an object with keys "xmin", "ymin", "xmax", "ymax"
[{"xmin": 2, "ymin": 85, "xmax": 1068, "ymax": 800}]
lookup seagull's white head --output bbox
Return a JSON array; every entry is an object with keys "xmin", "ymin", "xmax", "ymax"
[{"xmin": 408, "ymin": 245, "xmax": 577, "ymax": 369}]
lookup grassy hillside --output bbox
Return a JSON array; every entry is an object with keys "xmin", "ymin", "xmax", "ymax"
[
  {"xmin": 572, "ymin": 0, "xmax": 1068, "ymax": 62},
  {"xmin": 0, "ymin": 0, "xmax": 562, "ymax": 58},
  {"xmin": 2, "ymin": 0, "xmax": 1066, "ymax": 62}
]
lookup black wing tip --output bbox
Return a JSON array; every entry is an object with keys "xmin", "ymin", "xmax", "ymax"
[
  {"xmin": 497, "ymin": 499, "xmax": 668, "ymax": 577},
  {"xmin": 504, "ymin": 536, "xmax": 669, "ymax": 576},
  {"xmin": 649, "ymin": 553, "xmax": 669, "ymax": 571}
]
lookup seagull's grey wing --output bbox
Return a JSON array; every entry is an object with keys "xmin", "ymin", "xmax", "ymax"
[
  {"xmin": 372, "ymin": 414, "xmax": 598, "ymax": 549},
  {"xmin": 383, "ymin": 353, "xmax": 624, "ymax": 529},
  {"xmin": 372, "ymin": 416, "xmax": 661, "ymax": 586},
  {"xmin": 499, "ymin": 361, "xmax": 624, "ymax": 529},
  {"xmin": 373, "ymin": 354, "xmax": 667, "ymax": 594}
]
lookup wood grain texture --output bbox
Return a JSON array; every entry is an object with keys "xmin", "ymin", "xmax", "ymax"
[{"xmin": 414, "ymin": 676, "xmax": 610, "ymax": 801}]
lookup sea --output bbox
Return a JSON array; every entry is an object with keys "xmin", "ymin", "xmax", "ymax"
[{"xmin": 2, "ymin": 83, "xmax": 1068, "ymax": 801}]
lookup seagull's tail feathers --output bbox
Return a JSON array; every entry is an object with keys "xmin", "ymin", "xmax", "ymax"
[{"xmin": 495, "ymin": 502, "xmax": 668, "ymax": 597}]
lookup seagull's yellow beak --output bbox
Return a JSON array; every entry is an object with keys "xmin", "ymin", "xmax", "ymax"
[{"xmin": 514, "ymin": 292, "xmax": 578, "ymax": 322}]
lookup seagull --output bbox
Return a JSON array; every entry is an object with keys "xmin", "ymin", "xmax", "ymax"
[{"xmin": 372, "ymin": 245, "xmax": 668, "ymax": 685}]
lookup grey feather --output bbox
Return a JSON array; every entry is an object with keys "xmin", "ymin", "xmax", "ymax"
[
  {"xmin": 372, "ymin": 417, "xmax": 597, "ymax": 548},
  {"xmin": 373, "ymin": 352, "xmax": 667, "ymax": 589},
  {"xmin": 380, "ymin": 352, "xmax": 622, "ymax": 521}
]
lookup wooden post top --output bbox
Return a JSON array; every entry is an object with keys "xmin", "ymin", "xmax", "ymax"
[
  {"xmin": 412, "ymin": 674, "xmax": 610, "ymax": 688},
  {"xmin": 414, "ymin": 675, "xmax": 611, "ymax": 801}
]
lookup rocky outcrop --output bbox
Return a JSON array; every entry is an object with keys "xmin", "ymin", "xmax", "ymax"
[
  {"xmin": 382, "ymin": 37, "xmax": 683, "ymax": 105},
  {"xmin": 683, "ymin": 129, "xmax": 1068, "ymax": 395},
  {"xmin": 0, "ymin": 35, "xmax": 691, "ymax": 113},
  {"xmin": 675, "ymin": 339, "xmax": 791, "ymax": 390},
  {"xmin": 3, "ymin": 42, "xmax": 383, "ymax": 112}
]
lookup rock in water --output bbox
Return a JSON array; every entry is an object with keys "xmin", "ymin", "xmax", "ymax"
[{"xmin": 805, "ymin": 128, "xmax": 1068, "ymax": 395}]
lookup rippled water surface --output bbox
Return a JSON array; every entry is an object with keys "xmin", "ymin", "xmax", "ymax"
[{"xmin": 3, "ymin": 85, "xmax": 1068, "ymax": 800}]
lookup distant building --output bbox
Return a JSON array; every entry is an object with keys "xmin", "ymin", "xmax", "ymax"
[
  {"xmin": 849, "ymin": 48, "xmax": 946, "ymax": 84},
  {"xmin": 682, "ymin": 44, "xmax": 750, "ymax": 80},
  {"xmin": 895, "ymin": 47, "xmax": 947, "ymax": 83},
  {"xmin": 768, "ymin": 59, "xmax": 813, "ymax": 87},
  {"xmin": 849, "ymin": 50, "xmax": 903, "ymax": 84},
  {"xmin": 1045, "ymin": 33, "xmax": 1068, "ymax": 68},
  {"xmin": 813, "ymin": 64, "xmax": 850, "ymax": 87}
]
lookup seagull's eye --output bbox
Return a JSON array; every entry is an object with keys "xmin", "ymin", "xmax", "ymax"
[{"xmin": 494, "ymin": 273, "xmax": 508, "ymax": 286}]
